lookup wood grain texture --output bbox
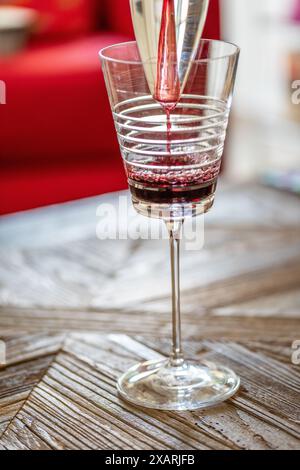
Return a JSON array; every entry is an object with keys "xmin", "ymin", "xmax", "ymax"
[
  {"xmin": 0, "ymin": 334, "xmax": 64, "ymax": 436},
  {"xmin": 0, "ymin": 334, "xmax": 299, "ymax": 450},
  {"xmin": 0, "ymin": 184, "xmax": 299, "ymax": 450}
]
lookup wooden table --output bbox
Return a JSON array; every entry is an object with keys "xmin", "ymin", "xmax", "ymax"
[{"xmin": 0, "ymin": 183, "xmax": 299, "ymax": 450}]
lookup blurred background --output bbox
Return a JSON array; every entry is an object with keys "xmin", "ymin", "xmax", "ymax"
[
  {"xmin": 0, "ymin": 0, "xmax": 299, "ymax": 215},
  {"xmin": 222, "ymin": 0, "xmax": 300, "ymax": 184}
]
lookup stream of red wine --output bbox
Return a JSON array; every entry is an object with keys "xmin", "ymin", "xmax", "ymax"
[
  {"xmin": 154, "ymin": 0, "xmax": 180, "ymax": 110},
  {"xmin": 154, "ymin": 0, "xmax": 181, "ymax": 154}
]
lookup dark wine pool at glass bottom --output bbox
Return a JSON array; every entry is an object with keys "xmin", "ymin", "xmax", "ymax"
[
  {"xmin": 125, "ymin": 157, "xmax": 221, "ymax": 218},
  {"xmin": 128, "ymin": 178, "xmax": 218, "ymax": 220},
  {"xmin": 129, "ymin": 178, "xmax": 217, "ymax": 205}
]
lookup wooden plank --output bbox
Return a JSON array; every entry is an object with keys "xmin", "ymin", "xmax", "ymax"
[
  {"xmin": 0, "ymin": 232, "xmax": 299, "ymax": 312},
  {"xmin": 141, "ymin": 259, "xmax": 300, "ymax": 315},
  {"xmin": 213, "ymin": 289, "xmax": 300, "ymax": 318},
  {"xmin": 1, "ymin": 333, "xmax": 65, "ymax": 366},
  {"xmin": 0, "ymin": 335, "xmax": 64, "ymax": 437},
  {"xmin": 0, "ymin": 308, "xmax": 299, "ymax": 340},
  {"xmin": 1, "ymin": 334, "xmax": 299, "ymax": 450},
  {"xmin": 203, "ymin": 341, "xmax": 300, "ymax": 429},
  {"xmin": 0, "ymin": 355, "xmax": 55, "ymax": 436}
]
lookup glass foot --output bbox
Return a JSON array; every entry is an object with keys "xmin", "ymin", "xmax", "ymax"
[{"xmin": 117, "ymin": 359, "xmax": 240, "ymax": 411}]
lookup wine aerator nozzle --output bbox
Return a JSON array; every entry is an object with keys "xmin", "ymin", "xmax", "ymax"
[{"xmin": 130, "ymin": 0, "xmax": 210, "ymax": 103}]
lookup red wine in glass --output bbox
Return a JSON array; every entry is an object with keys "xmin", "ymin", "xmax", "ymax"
[{"xmin": 128, "ymin": 158, "xmax": 220, "ymax": 207}]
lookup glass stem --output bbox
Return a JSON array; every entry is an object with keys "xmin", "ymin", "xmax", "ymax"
[{"xmin": 166, "ymin": 219, "xmax": 184, "ymax": 367}]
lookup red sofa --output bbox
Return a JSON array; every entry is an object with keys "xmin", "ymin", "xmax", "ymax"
[{"xmin": 0, "ymin": 0, "xmax": 220, "ymax": 215}]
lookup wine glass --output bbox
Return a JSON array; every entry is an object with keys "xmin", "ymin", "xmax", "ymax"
[{"xmin": 100, "ymin": 39, "xmax": 240, "ymax": 411}]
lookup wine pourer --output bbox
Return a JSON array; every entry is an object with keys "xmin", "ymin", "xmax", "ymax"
[{"xmin": 130, "ymin": 0, "xmax": 210, "ymax": 103}]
